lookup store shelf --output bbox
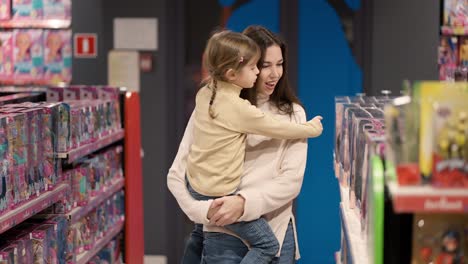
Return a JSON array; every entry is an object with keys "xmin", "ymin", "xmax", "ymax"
[
  {"xmin": 340, "ymin": 203, "xmax": 369, "ymax": 264},
  {"xmin": 0, "ymin": 184, "xmax": 69, "ymax": 234},
  {"xmin": 68, "ymin": 177, "xmax": 125, "ymax": 223},
  {"xmin": 57, "ymin": 129, "xmax": 124, "ymax": 163},
  {"xmin": 0, "ymin": 19, "xmax": 71, "ymax": 29},
  {"xmin": 76, "ymin": 220, "xmax": 124, "ymax": 264},
  {"xmin": 387, "ymin": 182, "xmax": 468, "ymax": 213},
  {"xmin": 441, "ymin": 25, "xmax": 468, "ymax": 35}
]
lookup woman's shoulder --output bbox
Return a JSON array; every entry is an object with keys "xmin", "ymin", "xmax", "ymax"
[{"xmin": 291, "ymin": 103, "xmax": 306, "ymax": 122}]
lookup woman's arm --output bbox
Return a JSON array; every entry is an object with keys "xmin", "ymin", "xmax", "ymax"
[
  {"xmin": 211, "ymin": 105, "xmax": 308, "ymax": 225},
  {"xmin": 167, "ymin": 111, "xmax": 213, "ymax": 225}
]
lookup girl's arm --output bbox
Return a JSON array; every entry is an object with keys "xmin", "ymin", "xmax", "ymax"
[
  {"xmin": 167, "ymin": 111, "xmax": 213, "ymax": 225},
  {"xmin": 224, "ymin": 98, "xmax": 322, "ymax": 139}
]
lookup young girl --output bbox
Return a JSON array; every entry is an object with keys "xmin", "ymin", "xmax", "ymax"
[{"xmin": 186, "ymin": 30, "xmax": 323, "ymax": 263}]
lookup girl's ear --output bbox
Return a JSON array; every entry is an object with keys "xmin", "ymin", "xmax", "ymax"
[{"xmin": 224, "ymin": 68, "xmax": 237, "ymax": 82}]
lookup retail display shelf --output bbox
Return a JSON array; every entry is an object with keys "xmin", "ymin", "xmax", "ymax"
[
  {"xmin": 441, "ymin": 25, "xmax": 468, "ymax": 35},
  {"xmin": 68, "ymin": 177, "xmax": 125, "ymax": 223},
  {"xmin": 0, "ymin": 184, "xmax": 69, "ymax": 234},
  {"xmin": 387, "ymin": 181, "xmax": 468, "ymax": 213},
  {"xmin": 57, "ymin": 129, "xmax": 124, "ymax": 163},
  {"xmin": 340, "ymin": 203, "xmax": 369, "ymax": 264},
  {"xmin": 0, "ymin": 19, "xmax": 71, "ymax": 29},
  {"xmin": 76, "ymin": 220, "xmax": 124, "ymax": 264}
]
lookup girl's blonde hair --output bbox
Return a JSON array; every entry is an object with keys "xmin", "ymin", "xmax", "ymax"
[{"xmin": 202, "ymin": 30, "xmax": 260, "ymax": 118}]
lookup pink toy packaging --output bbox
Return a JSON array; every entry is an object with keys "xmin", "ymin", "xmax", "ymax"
[
  {"xmin": 13, "ymin": 29, "xmax": 44, "ymax": 83},
  {"xmin": 0, "ymin": 116, "xmax": 11, "ymax": 215},
  {"xmin": 0, "ymin": 0, "xmax": 11, "ymax": 20},
  {"xmin": 438, "ymin": 36, "xmax": 458, "ymax": 81},
  {"xmin": 31, "ymin": 228, "xmax": 49, "ymax": 264},
  {"xmin": 443, "ymin": 0, "xmax": 468, "ymax": 28},
  {"xmin": 43, "ymin": 30, "xmax": 72, "ymax": 85},
  {"xmin": 0, "ymin": 31, "xmax": 14, "ymax": 81},
  {"xmin": 43, "ymin": 0, "xmax": 71, "ymax": 19},
  {"xmin": 12, "ymin": 0, "xmax": 43, "ymax": 20},
  {"xmin": 72, "ymin": 167, "xmax": 88, "ymax": 207},
  {"xmin": 0, "ymin": 245, "xmax": 15, "ymax": 263}
]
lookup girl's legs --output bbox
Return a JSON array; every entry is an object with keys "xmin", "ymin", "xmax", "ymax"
[
  {"xmin": 202, "ymin": 232, "xmax": 248, "ymax": 264},
  {"xmin": 202, "ymin": 221, "xmax": 296, "ymax": 264}
]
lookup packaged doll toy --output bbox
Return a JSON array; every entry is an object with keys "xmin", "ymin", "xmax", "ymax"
[
  {"xmin": 13, "ymin": 29, "xmax": 43, "ymax": 83},
  {"xmin": 438, "ymin": 37, "xmax": 458, "ymax": 81},
  {"xmin": 0, "ymin": 0, "xmax": 10, "ymax": 20},
  {"xmin": 43, "ymin": 30, "xmax": 72, "ymax": 85},
  {"xmin": 416, "ymin": 82, "xmax": 467, "ymax": 187},
  {"xmin": 0, "ymin": 31, "xmax": 14, "ymax": 81},
  {"xmin": 43, "ymin": 0, "xmax": 71, "ymax": 20},
  {"xmin": 12, "ymin": 0, "xmax": 43, "ymax": 20},
  {"xmin": 412, "ymin": 213, "xmax": 468, "ymax": 264},
  {"xmin": 385, "ymin": 96, "xmax": 421, "ymax": 185}
]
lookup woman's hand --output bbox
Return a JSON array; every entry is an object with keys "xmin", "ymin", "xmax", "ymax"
[{"xmin": 209, "ymin": 195, "xmax": 245, "ymax": 227}]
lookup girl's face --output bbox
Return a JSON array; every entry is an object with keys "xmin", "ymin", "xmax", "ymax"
[
  {"xmin": 47, "ymin": 34, "xmax": 62, "ymax": 52},
  {"xmin": 256, "ymin": 45, "xmax": 283, "ymax": 96},
  {"xmin": 231, "ymin": 58, "xmax": 259, "ymax": 89},
  {"xmin": 16, "ymin": 33, "xmax": 31, "ymax": 51}
]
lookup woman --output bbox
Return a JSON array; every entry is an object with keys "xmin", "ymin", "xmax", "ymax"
[{"xmin": 167, "ymin": 25, "xmax": 309, "ymax": 263}]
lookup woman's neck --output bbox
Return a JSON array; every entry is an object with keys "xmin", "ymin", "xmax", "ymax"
[{"xmin": 256, "ymin": 92, "xmax": 270, "ymax": 106}]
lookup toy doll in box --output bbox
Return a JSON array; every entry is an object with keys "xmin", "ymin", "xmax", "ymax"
[
  {"xmin": 13, "ymin": 29, "xmax": 43, "ymax": 82},
  {"xmin": 0, "ymin": 0, "xmax": 10, "ymax": 20},
  {"xmin": 72, "ymin": 167, "xmax": 88, "ymax": 207},
  {"xmin": 0, "ymin": 32, "xmax": 14, "ymax": 81},
  {"xmin": 385, "ymin": 97, "xmax": 421, "ymax": 185},
  {"xmin": 43, "ymin": 0, "xmax": 71, "ymax": 19},
  {"xmin": 438, "ymin": 37, "xmax": 458, "ymax": 81},
  {"xmin": 65, "ymin": 228, "xmax": 75, "ymax": 263},
  {"xmin": 12, "ymin": 0, "xmax": 43, "ymax": 20},
  {"xmin": 416, "ymin": 82, "xmax": 467, "ymax": 187},
  {"xmin": 412, "ymin": 214, "xmax": 468, "ymax": 264},
  {"xmin": 348, "ymin": 108, "xmax": 383, "ymax": 209},
  {"xmin": 31, "ymin": 228, "xmax": 49, "ymax": 264},
  {"xmin": 43, "ymin": 30, "xmax": 72, "ymax": 85},
  {"xmin": 0, "ymin": 245, "xmax": 15, "ymax": 263}
]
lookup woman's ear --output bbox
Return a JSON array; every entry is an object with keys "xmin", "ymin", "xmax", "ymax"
[{"xmin": 224, "ymin": 68, "xmax": 237, "ymax": 82}]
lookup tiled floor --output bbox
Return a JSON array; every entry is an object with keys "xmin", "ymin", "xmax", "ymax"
[{"xmin": 144, "ymin": 255, "xmax": 167, "ymax": 264}]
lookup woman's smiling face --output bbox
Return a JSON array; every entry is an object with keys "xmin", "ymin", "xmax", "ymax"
[{"xmin": 256, "ymin": 44, "xmax": 283, "ymax": 96}]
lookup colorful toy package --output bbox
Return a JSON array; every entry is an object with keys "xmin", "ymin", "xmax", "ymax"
[
  {"xmin": 438, "ymin": 36, "xmax": 459, "ymax": 81},
  {"xmin": 385, "ymin": 95, "xmax": 421, "ymax": 185},
  {"xmin": 12, "ymin": 0, "xmax": 43, "ymax": 20},
  {"xmin": 43, "ymin": 0, "xmax": 71, "ymax": 19},
  {"xmin": 443, "ymin": 0, "xmax": 468, "ymax": 28},
  {"xmin": 0, "ymin": 31, "xmax": 14, "ymax": 81},
  {"xmin": 416, "ymin": 82, "xmax": 468, "ymax": 188},
  {"xmin": 43, "ymin": 30, "xmax": 72, "ymax": 85},
  {"xmin": 13, "ymin": 29, "xmax": 43, "ymax": 83},
  {"xmin": 412, "ymin": 214, "xmax": 468, "ymax": 264},
  {"xmin": 0, "ymin": 0, "xmax": 11, "ymax": 20}
]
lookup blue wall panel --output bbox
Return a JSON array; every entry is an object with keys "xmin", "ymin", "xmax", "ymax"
[
  {"xmin": 297, "ymin": 0, "xmax": 361, "ymax": 263},
  {"xmin": 224, "ymin": 0, "xmax": 279, "ymax": 33}
]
